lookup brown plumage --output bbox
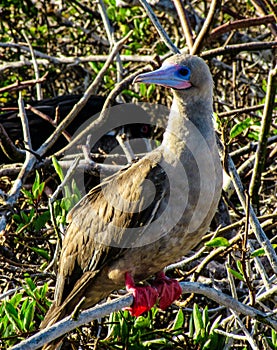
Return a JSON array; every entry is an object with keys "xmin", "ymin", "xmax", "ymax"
[{"xmin": 41, "ymin": 54, "xmax": 222, "ymax": 348}]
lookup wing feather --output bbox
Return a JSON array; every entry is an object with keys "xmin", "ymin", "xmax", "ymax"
[{"xmin": 55, "ymin": 152, "xmax": 168, "ymax": 306}]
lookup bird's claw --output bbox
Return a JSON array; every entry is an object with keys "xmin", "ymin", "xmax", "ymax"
[
  {"xmin": 153, "ymin": 273, "xmax": 182, "ymax": 310},
  {"xmin": 125, "ymin": 272, "xmax": 158, "ymax": 317},
  {"xmin": 124, "ymin": 272, "xmax": 182, "ymax": 317}
]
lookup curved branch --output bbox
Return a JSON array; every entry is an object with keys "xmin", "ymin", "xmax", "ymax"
[
  {"xmin": 210, "ymin": 14, "xmax": 275, "ymax": 39},
  {"xmin": 12, "ymin": 282, "xmax": 277, "ymax": 350}
]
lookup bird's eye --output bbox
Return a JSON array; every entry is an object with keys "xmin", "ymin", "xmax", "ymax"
[{"xmin": 178, "ymin": 67, "xmax": 189, "ymax": 77}]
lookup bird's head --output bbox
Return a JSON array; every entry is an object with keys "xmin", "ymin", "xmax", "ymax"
[{"xmin": 134, "ymin": 54, "xmax": 213, "ymax": 100}]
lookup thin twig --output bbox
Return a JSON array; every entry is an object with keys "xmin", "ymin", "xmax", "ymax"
[
  {"xmin": 54, "ymin": 64, "xmax": 152, "ymax": 158},
  {"xmin": 172, "ymin": 0, "xmax": 193, "ymax": 51},
  {"xmin": 22, "ymin": 30, "xmax": 43, "ymax": 100},
  {"xmin": 116, "ymin": 134, "xmax": 135, "ymax": 163},
  {"xmin": 230, "ymin": 135, "xmax": 277, "ymax": 158},
  {"xmin": 210, "ymin": 14, "xmax": 276, "ymax": 39},
  {"xmin": 263, "ymin": 0, "xmax": 277, "ymax": 22},
  {"xmin": 218, "ymin": 103, "xmax": 269, "ymax": 118},
  {"xmin": 26, "ymin": 105, "xmax": 71, "ymax": 142},
  {"xmin": 0, "ymin": 124, "xmax": 25, "ymax": 161},
  {"xmin": 191, "ymin": 0, "xmax": 221, "ymax": 55},
  {"xmin": 98, "ymin": 0, "xmax": 123, "ymax": 85},
  {"xmin": 251, "ymin": 0, "xmax": 277, "ymax": 36},
  {"xmin": 202, "ymin": 41, "xmax": 277, "ymax": 59},
  {"xmin": 231, "ymin": 310, "xmax": 260, "ymax": 350},
  {"xmin": 50, "ymin": 157, "xmax": 81, "ymax": 205},
  {"xmin": 220, "ymin": 145, "xmax": 277, "ymax": 275},
  {"xmin": 18, "ymin": 93, "xmax": 32, "ymax": 151},
  {"xmin": 249, "ymin": 66, "xmax": 277, "ymax": 212},
  {"xmin": 138, "ymin": 0, "xmax": 180, "ymax": 54},
  {"xmin": 0, "ymin": 73, "xmax": 48, "ymax": 94},
  {"xmin": 35, "ymin": 31, "xmax": 133, "ymax": 158}
]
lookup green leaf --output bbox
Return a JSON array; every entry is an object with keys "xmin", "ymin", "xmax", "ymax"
[
  {"xmin": 251, "ymin": 244, "xmax": 277, "ymax": 258},
  {"xmin": 32, "ymin": 171, "xmax": 40, "ymax": 195},
  {"xmin": 193, "ymin": 304, "xmax": 204, "ymax": 339},
  {"xmin": 139, "ymin": 83, "xmax": 147, "ymax": 97},
  {"xmin": 23, "ymin": 301, "xmax": 35, "ymax": 331},
  {"xmin": 205, "ymin": 237, "xmax": 230, "ymax": 247},
  {"xmin": 272, "ymin": 329, "xmax": 277, "ymax": 346},
  {"xmin": 105, "ymin": 311, "xmax": 119, "ymax": 340},
  {"xmin": 134, "ymin": 315, "xmax": 150, "ymax": 329},
  {"xmin": 146, "ymin": 84, "xmax": 155, "ymax": 99},
  {"xmin": 202, "ymin": 306, "xmax": 209, "ymax": 331},
  {"xmin": 189, "ymin": 313, "xmax": 194, "ymax": 338},
  {"xmin": 25, "ymin": 278, "xmax": 36, "ymax": 292},
  {"xmin": 20, "ymin": 298, "xmax": 30, "ymax": 322},
  {"xmin": 210, "ymin": 314, "xmax": 222, "ymax": 334},
  {"xmin": 119, "ymin": 312, "xmax": 129, "ymax": 339},
  {"xmin": 12, "ymin": 213, "xmax": 22, "ymax": 224},
  {"xmin": 142, "ymin": 338, "xmax": 167, "ymax": 345},
  {"xmin": 61, "ymin": 197, "xmax": 73, "ymax": 212},
  {"xmin": 4, "ymin": 302, "xmax": 23, "ymax": 332},
  {"xmin": 228, "ymin": 267, "xmax": 245, "ymax": 282},
  {"xmin": 39, "ymin": 283, "xmax": 48, "ymax": 300},
  {"xmin": 21, "ymin": 188, "xmax": 33, "ymax": 200},
  {"xmin": 33, "ymin": 211, "xmax": 50, "ymax": 232},
  {"xmin": 52, "ymin": 156, "xmax": 64, "ymax": 181},
  {"xmin": 30, "ymin": 246, "xmax": 50, "ymax": 260},
  {"xmin": 172, "ymin": 308, "xmax": 184, "ymax": 330},
  {"xmin": 71, "ymin": 179, "xmax": 81, "ymax": 202},
  {"xmin": 21, "ymin": 211, "xmax": 29, "ymax": 223},
  {"xmin": 202, "ymin": 338, "xmax": 212, "ymax": 350},
  {"xmin": 9, "ymin": 293, "xmax": 23, "ymax": 308},
  {"xmin": 230, "ymin": 117, "xmax": 252, "ymax": 139},
  {"xmin": 236, "ymin": 260, "xmax": 244, "ymax": 275}
]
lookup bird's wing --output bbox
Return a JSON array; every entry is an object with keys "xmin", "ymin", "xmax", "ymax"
[{"xmin": 54, "ymin": 151, "xmax": 169, "ymax": 306}]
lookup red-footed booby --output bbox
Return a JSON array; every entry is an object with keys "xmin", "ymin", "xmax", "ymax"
[{"xmin": 41, "ymin": 54, "xmax": 222, "ymax": 349}]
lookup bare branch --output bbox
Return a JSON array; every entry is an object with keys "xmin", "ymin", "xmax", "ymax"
[
  {"xmin": 210, "ymin": 14, "xmax": 276, "ymax": 39},
  {"xmin": 35, "ymin": 31, "xmax": 133, "ymax": 158},
  {"xmin": 249, "ymin": 66, "xmax": 277, "ymax": 211},
  {"xmin": 22, "ymin": 30, "xmax": 43, "ymax": 100},
  {"xmin": 0, "ymin": 124, "xmax": 25, "ymax": 161},
  {"xmin": 191, "ymin": 0, "xmax": 222, "ymax": 55},
  {"xmin": 54, "ymin": 64, "xmax": 152, "ymax": 158},
  {"xmin": 0, "ymin": 73, "xmax": 48, "ymax": 94},
  {"xmin": 218, "ymin": 141, "xmax": 277, "ymax": 275},
  {"xmin": 138, "ymin": 0, "xmax": 180, "ymax": 54},
  {"xmin": 12, "ymin": 282, "xmax": 277, "ymax": 350},
  {"xmin": 172, "ymin": 0, "xmax": 193, "ymax": 51},
  {"xmin": 202, "ymin": 41, "xmax": 277, "ymax": 59}
]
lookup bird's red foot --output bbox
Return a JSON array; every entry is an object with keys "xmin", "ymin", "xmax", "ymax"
[
  {"xmin": 125, "ymin": 272, "xmax": 158, "ymax": 317},
  {"xmin": 153, "ymin": 272, "xmax": 182, "ymax": 310}
]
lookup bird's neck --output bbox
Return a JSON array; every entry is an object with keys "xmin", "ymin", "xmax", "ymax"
[{"xmin": 161, "ymin": 95, "xmax": 215, "ymax": 160}]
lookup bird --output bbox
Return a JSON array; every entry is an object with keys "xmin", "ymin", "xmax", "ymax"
[
  {"xmin": 40, "ymin": 53, "xmax": 222, "ymax": 349},
  {"xmin": 0, "ymin": 94, "xmax": 152, "ymax": 164}
]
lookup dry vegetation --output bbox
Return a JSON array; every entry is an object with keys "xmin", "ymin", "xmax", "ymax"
[{"xmin": 0, "ymin": 0, "xmax": 277, "ymax": 349}]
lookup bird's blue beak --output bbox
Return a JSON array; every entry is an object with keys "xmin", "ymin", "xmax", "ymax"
[{"xmin": 133, "ymin": 63, "xmax": 192, "ymax": 90}]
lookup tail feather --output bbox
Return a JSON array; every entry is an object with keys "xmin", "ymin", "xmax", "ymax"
[{"xmin": 40, "ymin": 269, "xmax": 120, "ymax": 349}]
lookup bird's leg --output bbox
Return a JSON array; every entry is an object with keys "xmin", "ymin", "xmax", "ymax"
[
  {"xmin": 125, "ymin": 272, "xmax": 158, "ymax": 317},
  {"xmin": 152, "ymin": 271, "xmax": 182, "ymax": 310}
]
